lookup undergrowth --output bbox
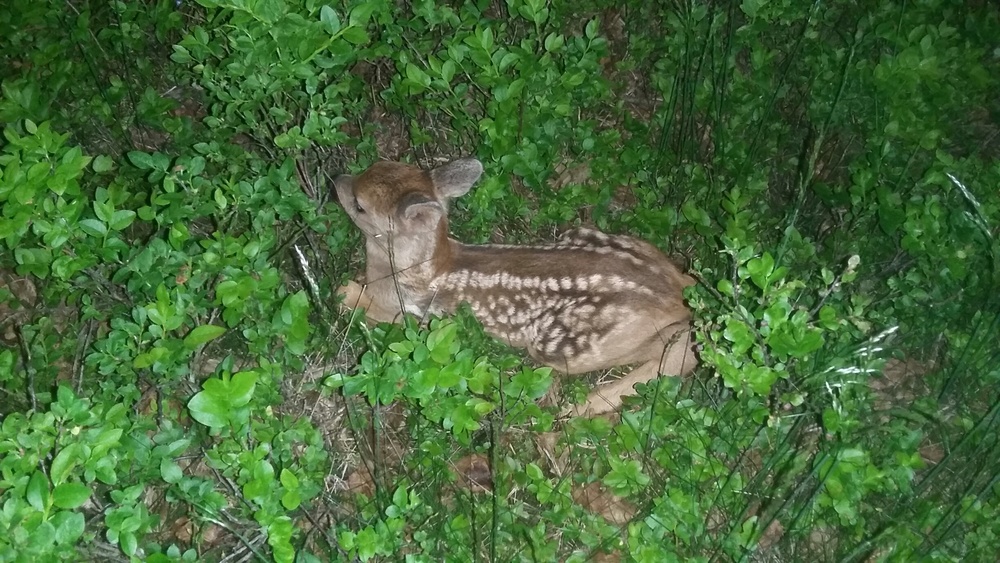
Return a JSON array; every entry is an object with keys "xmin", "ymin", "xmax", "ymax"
[{"xmin": 1, "ymin": 0, "xmax": 998, "ymax": 561}]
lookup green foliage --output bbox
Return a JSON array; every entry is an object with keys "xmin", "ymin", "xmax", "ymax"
[
  {"xmin": 0, "ymin": 121, "xmax": 96, "ymax": 280},
  {"xmin": 0, "ymin": 386, "xmax": 127, "ymax": 560},
  {"xmin": 0, "ymin": 0, "xmax": 187, "ymax": 149},
  {"xmin": 1, "ymin": 0, "xmax": 999, "ymax": 561},
  {"xmin": 329, "ymin": 314, "xmax": 553, "ymax": 444}
]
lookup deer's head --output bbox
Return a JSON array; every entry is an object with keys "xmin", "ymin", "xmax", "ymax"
[{"xmin": 333, "ymin": 159, "xmax": 484, "ymax": 242}]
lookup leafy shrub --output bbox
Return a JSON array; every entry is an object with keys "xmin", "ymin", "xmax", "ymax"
[{"xmin": 1, "ymin": 0, "xmax": 998, "ymax": 561}]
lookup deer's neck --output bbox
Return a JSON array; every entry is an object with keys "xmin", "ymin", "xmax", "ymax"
[{"xmin": 365, "ymin": 222, "xmax": 454, "ymax": 285}]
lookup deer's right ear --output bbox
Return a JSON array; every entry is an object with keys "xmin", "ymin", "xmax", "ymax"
[
  {"xmin": 397, "ymin": 193, "xmax": 443, "ymax": 233},
  {"xmin": 333, "ymin": 174, "xmax": 355, "ymax": 211},
  {"xmin": 430, "ymin": 158, "xmax": 483, "ymax": 199}
]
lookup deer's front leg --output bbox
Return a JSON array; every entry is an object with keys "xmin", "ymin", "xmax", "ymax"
[
  {"xmin": 337, "ymin": 280, "xmax": 369, "ymax": 310},
  {"xmin": 337, "ymin": 280, "xmax": 403, "ymax": 324}
]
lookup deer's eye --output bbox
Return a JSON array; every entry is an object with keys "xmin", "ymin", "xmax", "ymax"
[{"xmin": 354, "ymin": 200, "xmax": 366, "ymax": 214}]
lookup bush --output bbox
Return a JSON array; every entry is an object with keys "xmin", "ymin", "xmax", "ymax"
[{"xmin": 1, "ymin": 0, "xmax": 998, "ymax": 560}]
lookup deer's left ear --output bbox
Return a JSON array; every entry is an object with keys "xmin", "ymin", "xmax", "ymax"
[
  {"xmin": 396, "ymin": 192, "xmax": 444, "ymax": 233},
  {"xmin": 430, "ymin": 158, "xmax": 483, "ymax": 200}
]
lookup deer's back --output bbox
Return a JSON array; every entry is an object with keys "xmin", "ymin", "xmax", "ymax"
[{"xmin": 429, "ymin": 228, "xmax": 692, "ymax": 371}]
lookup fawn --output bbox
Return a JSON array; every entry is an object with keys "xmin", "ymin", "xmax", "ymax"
[{"xmin": 334, "ymin": 158, "xmax": 697, "ymax": 416}]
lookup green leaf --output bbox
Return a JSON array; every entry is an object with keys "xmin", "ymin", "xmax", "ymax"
[
  {"xmin": 818, "ymin": 305, "xmax": 839, "ymax": 329},
  {"xmin": 723, "ymin": 318, "xmax": 754, "ymax": 356},
  {"xmin": 875, "ymin": 182, "xmax": 905, "ymax": 234},
  {"xmin": 229, "ymin": 371, "xmax": 258, "ymax": 407},
  {"xmin": 525, "ymin": 463, "xmax": 544, "ymax": 480},
  {"xmin": 251, "ymin": 0, "xmax": 284, "ymax": 23},
  {"xmin": 14, "ymin": 247, "xmax": 52, "ymax": 278},
  {"xmin": 745, "ymin": 364, "xmax": 779, "ymax": 395},
  {"xmin": 767, "ymin": 309, "xmax": 824, "ymax": 360},
  {"xmin": 543, "ymin": 33, "xmax": 564, "ymax": 52},
  {"xmin": 78, "ymin": 219, "xmax": 108, "ymax": 237},
  {"xmin": 268, "ymin": 516, "xmax": 296, "ymax": 563},
  {"xmin": 349, "ymin": 2, "xmax": 376, "ymax": 26},
  {"xmin": 188, "ymin": 390, "xmax": 228, "ymax": 429},
  {"xmin": 441, "ymin": 60, "xmax": 456, "ymax": 83},
  {"xmin": 50, "ymin": 444, "xmax": 79, "ymax": 485},
  {"xmin": 92, "ymin": 155, "xmax": 114, "ymax": 173},
  {"xmin": 0, "ymin": 218, "xmax": 18, "ymax": 241},
  {"xmin": 427, "ymin": 322, "xmax": 457, "ymax": 355},
  {"xmin": 160, "ymin": 459, "xmax": 183, "ymax": 484},
  {"xmin": 682, "ymin": 199, "xmax": 711, "ymax": 227},
  {"xmin": 741, "ymin": 0, "xmax": 763, "ymax": 18},
  {"xmin": 280, "ymin": 468, "xmax": 300, "ymax": 489},
  {"xmin": 603, "ymin": 458, "xmax": 650, "ymax": 494},
  {"xmin": 822, "ymin": 407, "xmax": 841, "ymax": 433},
  {"xmin": 746, "ymin": 252, "xmax": 776, "ymax": 290},
  {"xmin": 405, "ymin": 63, "xmax": 431, "ymax": 92},
  {"xmin": 161, "ymin": 438, "xmax": 192, "ymax": 457},
  {"xmin": 388, "ymin": 341, "xmax": 414, "ymax": 357},
  {"xmin": 838, "ymin": 448, "xmax": 867, "ymax": 463},
  {"xmin": 320, "ymin": 5, "xmax": 341, "ymax": 35},
  {"xmin": 339, "ymin": 530, "xmax": 356, "ymax": 551},
  {"xmin": 412, "ymin": 343, "xmax": 429, "ymax": 365},
  {"xmin": 93, "ymin": 428, "xmax": 124, "ymax": 451},
  {"xmin": 563, "ymin": 70, "xmax": 586, "ymax": 87},
  {"xmin": 171, "ymin": 45, "xmax": 193, "ymax": 64},
  {"xmin": 26, "ymin": 471, "xmax": 50, "ymax": 511},
  {"xmin": 60, "ymin": 145, "xmax": 87, "ymax": 173},
  {"xmin": 507, "ymin": 366, "xmax": 552, "ymax": 399},
  {"xmin": 355, "ymin": 526, "xmax": 378, "ymax": 560},
  {"xmin": 341, "ymin": 26, "xmax": 369, "ymax": 45},
  {"xmin": 479, "ymin": 27, "xmax": 494, "ymax": 50},
  {"xmin": 120, "ymin": 530, "xmax": 138, "ymax": 556},
  {"xmin": 52, "ymin": 482, "xmax": 91, "ymax": 509},
  {"xmin": 280, "ymin": 291, "xmax": 311, "ymax": 355},
  {"xmin": 183, "ymin": 325, "xmax": 227, "ymax": 349},
  {"xmin": 281, "ymin": 489, "xmax": 302, "ymax": 511},
  {"xmin": 436, "ymin": 362, "xmax": 463, "ymax": 389},
  {"xmin": 213, "ymin": 187, "xmax": 227, "ymax": 209},
  {"xmin": 127, "ymin": 151, "xmax": 155, "ymax": 170},
  {"xmin": 392, "ymin": 485, "xmax": 408, "ymax": 508},
  {"xmin": 28, "ymin": 521, "xmax": 56, "ymax": 551},
  {"xmin": 51, "ymin": 511, "xmax": 85, "ymax": 545},
  {"xmin": 717, "ymin": 279, "xmax": 735, "ymax": 297},
  {"xmin": 280, "ymin": 469, "xmax": 301, "ymax": 510},
  {"xmin": 94, "ymin": 200, "xmax": 115, "ymax": 223},
  {"xmin": 109, "ymin": 210, "xmax": 136, "ymax": 231}
]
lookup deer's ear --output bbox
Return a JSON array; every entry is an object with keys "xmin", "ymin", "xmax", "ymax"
[
  {"xmin": 397, "ymin": 193, "xmax": 444, "ymax": 233},
  {"xmin": 430, "ymin": 158, "xmax": 483, "ymax": 199}
]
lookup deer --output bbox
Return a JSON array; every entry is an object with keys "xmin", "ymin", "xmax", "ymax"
[{"xmin": 333, "ymin": 157, "xmax": 698, "ymax": 416}]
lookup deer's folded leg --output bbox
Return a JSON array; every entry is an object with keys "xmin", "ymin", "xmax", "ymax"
[
  {"xmin": 337, "ymin": 280, "xmax": 367, "ymax": 310},
  {"xmin": 566, "ymin": 329, "xmax": 698, "ymax": 418},
  {"xmin": 336, "ymin": 280, "xmax": 402, "ymax": 323}
]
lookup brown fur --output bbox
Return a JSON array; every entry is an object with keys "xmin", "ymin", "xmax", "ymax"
[{"xmin": 334, "ymin": 158, "xmax": 697, "ymax": 415}]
